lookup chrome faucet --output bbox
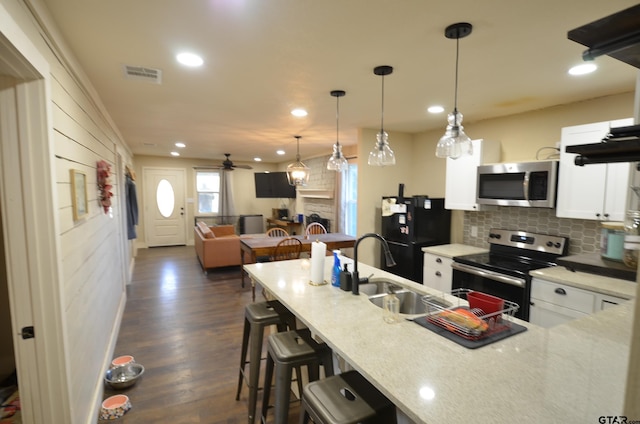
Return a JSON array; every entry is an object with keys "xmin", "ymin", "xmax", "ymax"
[{"xmin": 352, "ymin": 233, "xmax": 396, "ymax": 295}]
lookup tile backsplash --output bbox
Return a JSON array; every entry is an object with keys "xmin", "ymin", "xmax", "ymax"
[{"xmin": 463, "ymin": 207, "xmax": 601, "ymax": 255}]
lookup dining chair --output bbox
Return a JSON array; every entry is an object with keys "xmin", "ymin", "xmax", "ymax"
[
  {"xmin": 305, "ymin": 222, "xmax": 327, "ymax": 236},
  {"xmin": 266, "ymin": 227, "xmax": 289, "ymax": 237},
  {"xmin": 272, "ymin": 237, "xmax": 303, "ymax": 261}
]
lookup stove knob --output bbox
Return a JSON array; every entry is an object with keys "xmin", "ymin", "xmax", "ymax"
[
  {"xmin": 554, "ymin": 242, "xmax": 562, "ymax": 248},
  {"xmin": 546, "ymin": 241, "xmax": 553, "ymax": 247}
]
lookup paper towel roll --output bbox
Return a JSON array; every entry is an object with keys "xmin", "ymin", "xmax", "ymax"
[{"xmin": 310, "ymin": 241, "xmax": 327, "ymax": 285}]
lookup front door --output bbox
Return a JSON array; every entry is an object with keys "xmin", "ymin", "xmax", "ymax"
[{"xmin": 143, "ymin": 168, "xmax": 187, "ymax": 246}]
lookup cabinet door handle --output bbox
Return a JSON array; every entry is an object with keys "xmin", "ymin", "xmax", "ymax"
[
  {"xmin": 435, "ymin": 258, "xmax": 442, "ymax": 264},
  {"xmin": 554, "ymin": 288, "xmax": 567, "ymax": 295},
  {"xmin": 435, "ymin": 271, "xmax": 441, "ymax": 277}
]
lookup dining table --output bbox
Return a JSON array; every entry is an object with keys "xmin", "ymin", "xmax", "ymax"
[{"xmin": 240, "ymin": 232, "xmax": 356, "ymax": 299}]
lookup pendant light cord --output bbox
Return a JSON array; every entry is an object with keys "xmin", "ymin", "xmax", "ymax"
[
  {"xmin": 336, "ymin": 95, "xmax": 340, "ymax": 145},
  {"xmin": 380, "ymin": 74, "xmax": 385, "ymax": 133},
  {"xmin": 453, "ymin": 35, "xmax": 460, "ymax": 115}
]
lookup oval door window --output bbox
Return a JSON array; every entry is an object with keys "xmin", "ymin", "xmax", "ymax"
[{"xmin": 156, "ymin": 179, "xmax": 175, "ymax": 218}]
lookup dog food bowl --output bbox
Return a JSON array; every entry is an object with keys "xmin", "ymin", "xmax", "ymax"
[
  {"xmin": 99, "ymin": 394, "xmax": 131, "ymax": 420},
  {"xmin": 104, "ymin": 363, "xmax": 145, "ymax": 389},
  {"xmin": 111, "ymin": 355, "xmax": 135, "ymax": 368}
]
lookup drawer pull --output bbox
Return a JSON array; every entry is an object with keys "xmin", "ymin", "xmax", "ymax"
[
  {"xmin": 436, "ymin": 258, "xmax": 442, "ymax": 264},
  {"xmin": 554, "ymin": 288, "xmax": 567, "ymax": 295},
  {"xmin": 435, "ymin": 271, "xmax": 441, "ymax": 277}
]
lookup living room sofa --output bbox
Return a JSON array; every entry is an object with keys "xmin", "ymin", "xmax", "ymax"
[{"xmin": 194, "ymin": 222, "xmax": 242, "ymax": 272}]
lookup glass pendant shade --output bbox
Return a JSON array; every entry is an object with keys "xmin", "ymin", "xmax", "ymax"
[
  {"xmin": 368, "ymin": 65, "xmax": 395, "ymax": 167},
  {"xmin": 435, "ymin": 110, "xmax": 472, "ymax": 159},
  {"xmin": 327, "ymin": 142, "xmax": 348, "ymax": 171},
  {"xmin": 435, "ymin": 22, "xmax": 473, "ymax": 159},
  {"xmin": 327, "ymin": 90, "xmax": 349, "ymax": 171},
  {"xmin": 368, "ymin": 131, "xmax": 396, "ymax": 166},
  {"xmin": 287, "ymin": 136, "xmax": 310, "ymax": 186}
]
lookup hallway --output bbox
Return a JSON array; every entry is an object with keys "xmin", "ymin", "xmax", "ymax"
[{"xmin": 106, "ymin": 246, "xmax": 294, "ymax": 423}]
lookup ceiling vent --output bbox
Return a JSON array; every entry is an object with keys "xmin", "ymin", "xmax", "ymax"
[{"xmin": 123, "ymin": 65, "xmax": 162, "ymax": 84}]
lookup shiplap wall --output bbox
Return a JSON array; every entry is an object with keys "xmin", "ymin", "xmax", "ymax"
[
  {"xmin": 52, "ymin": 70, "xmax": 129, "ymax": 422},
  {"xmin": 3, "ymin": 0, "xmax": 133, "ymax": 421}
]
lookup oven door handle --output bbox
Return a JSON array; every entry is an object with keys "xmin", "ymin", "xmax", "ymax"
[{"xmin": 451, "ymin": 262, "xmax": 527, "ymax": 288}]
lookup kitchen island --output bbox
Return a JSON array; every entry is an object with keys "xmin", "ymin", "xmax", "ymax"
[{"xmin": 244, "ymin": 258, "xmax": 634, "ymax": 423}]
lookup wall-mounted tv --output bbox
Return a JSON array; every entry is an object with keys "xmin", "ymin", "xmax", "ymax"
[{"xmin": 254, "ymin": 172, "xmax": 296, "ymax": 198}]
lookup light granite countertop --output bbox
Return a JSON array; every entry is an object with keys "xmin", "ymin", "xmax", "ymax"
[
  {"xmin": 531, "ymin": 266, "xmax": 638, "ymax": 300},
  {"xmin": 244, "ymin": 258, "xmax": 633, "ymax": 424},
  {"xmin": 422, "ymin": 243, "xmax": 488, "ymax": 258}
]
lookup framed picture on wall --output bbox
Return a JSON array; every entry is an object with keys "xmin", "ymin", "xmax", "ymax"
[{"xmin": 70, "ymin": 169, "xmax": 88, "ymax": 220}]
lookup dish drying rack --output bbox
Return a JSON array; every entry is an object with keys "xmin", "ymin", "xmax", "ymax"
[{"xmin": 421, "ymin": 289, "xmax": 519, "ymax": 341}]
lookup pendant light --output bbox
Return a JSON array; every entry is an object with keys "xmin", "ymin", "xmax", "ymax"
[
  {"xmin": 368, "ymin": 65, "xmax": 396, "ymax": 166},
  {"xmin": 435, "ymin": 22, "xmax": 473, "ymax": 160},
  {"xmin": 286, "ymin": 135, "xmax": 310, "ymax": 186},
  {"xmin": 327, "ymin": 90, "xmax": 349, "ymax": 171}
]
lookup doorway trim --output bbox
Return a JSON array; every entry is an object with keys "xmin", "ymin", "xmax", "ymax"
[{"xmin": 0, "ymin": 4, "xmax": 71, "ymax": 423}]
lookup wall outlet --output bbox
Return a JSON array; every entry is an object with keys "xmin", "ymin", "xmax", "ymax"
[{"xmin": 471, "ymin": 226, "xmax": 478, "ymax": 237}]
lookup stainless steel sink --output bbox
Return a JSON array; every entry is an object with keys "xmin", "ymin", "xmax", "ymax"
[
  {"xmin": 358, "ymin": 279, "xmax": 404, "ymax": 296},
  {"xmin": 368, "ymin": 290, "xmax": 427, "ymax": 315}
]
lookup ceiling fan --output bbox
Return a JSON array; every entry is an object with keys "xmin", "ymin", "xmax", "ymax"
[{"xmin": 217, "ymin": 153, "xmax": 252, "ymax": 171}]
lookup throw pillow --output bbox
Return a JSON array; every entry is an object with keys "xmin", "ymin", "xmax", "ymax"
[{"xmin": 197, "ymin": 221, "xmax": 215, "ymax": 238}]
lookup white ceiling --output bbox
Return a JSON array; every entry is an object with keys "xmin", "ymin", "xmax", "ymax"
[{"xmin": 40, "ymin": 0, "xmax": 639, "ymax": 166}]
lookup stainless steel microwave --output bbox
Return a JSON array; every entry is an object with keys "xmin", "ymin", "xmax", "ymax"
[{"xmin": 476, "ymin": 160, "xmax": 558, "ymax": 208}]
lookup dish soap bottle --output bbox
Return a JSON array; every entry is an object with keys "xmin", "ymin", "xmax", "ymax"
[
  {"xmin": 339, "ymin": 263, "xmax": 352, "ymax": 291},
  {"xmin": 331, "ymin": 250, "xmax": 341, "ymax": 287}
]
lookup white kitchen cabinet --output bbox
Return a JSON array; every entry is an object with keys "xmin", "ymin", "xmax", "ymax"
[
  {"xmin": 556, "ymin": 118, "xmax": 633, "ymax": 221},
  {"xmin": 529, "ymin": 277, "xmax": 629, "ymax": 328},
  {"xmin": 423, "ymin": 252, "xmax": 453, "ymax": 292},
  {"xmin": 530, "ymin": 278, "xmax": 594, "ymax": 328},
  {"xmin": 595, "ymin": 292, "xmax": 627, "ymax": 311},
  {"xmin": 529, "ymin": 298, "xmax": 590, "ymax": 328},
  {"xmin": 445, "ymin": 139, "xmax": 500, "ymax": 211}
]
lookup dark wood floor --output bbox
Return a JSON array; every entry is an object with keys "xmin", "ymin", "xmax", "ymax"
[{"xmin": 105, "ymin": 246, "xmax": 300, "ymax": 423}]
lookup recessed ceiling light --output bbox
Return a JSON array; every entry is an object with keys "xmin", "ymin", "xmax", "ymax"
[
  {"xmin": 276, "ymin": 150, "xmax": 285, "ymax": 155},
  {"xmin": 176, "ymin": 52, "xmax": 203, "ymax": 67},
  {"xmin": 291, "ymin": 108, "xmax": 308, "ymax": 117},
  {"xmin": 568, "ymin": 63, "xmax": 597, "ymax": 76},
  {"xmin": 254, "ymin": 157, "xmax": 262, "ymax": 162},
  {"xmin": 170, "ymin": 151, "xmax": 180, "ymax": 156},
  {"xmin": 175, "ymin": 142, "xmax": 186, "ymax": 148},
  {"xmin": 427, "ymin": 105, "xmax": 445, "ymax": 114}
]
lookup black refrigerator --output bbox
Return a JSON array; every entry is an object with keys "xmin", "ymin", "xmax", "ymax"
[{"xmin": 381, "ymin": 195, "xmax": 451, "ymax": 283}]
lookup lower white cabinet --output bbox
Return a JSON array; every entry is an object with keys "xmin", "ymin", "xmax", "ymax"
[
  {"xmin": 423, "ymin": 253, "xmax": 453, "ymax": 293},
  {"xmin": 530, "ymin": 277, "xmax": 627, "ymax": 328},
  {"xmin": 596, "ymin": 293, "xmax": 626, "ymax": 311}
]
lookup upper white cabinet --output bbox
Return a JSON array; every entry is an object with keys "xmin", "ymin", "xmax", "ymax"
[
  {"xmin": 445, "ymin": 139, "xmax": 500, "ymax": 211},
  {"xmin": 556, "ymin": 118, "xmax": 633, "ymax": 221}
]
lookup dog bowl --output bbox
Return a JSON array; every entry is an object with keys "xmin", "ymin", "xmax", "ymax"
[
  {"xmin": 99, "ymin": 394, "xmax": 131, "ymax": 420},
  {"xmin": 104, "ymin": 363, "xmax": 145, "ymax": 389},
  {"xmin": 111, "ymin": 355, "xmax": 135, "ymax": 368}
]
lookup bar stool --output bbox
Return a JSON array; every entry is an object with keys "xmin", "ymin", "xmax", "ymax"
[
  {"xmin": 236, "ymin": 301, "xmax": 295, "ymax": 424},
  {"xmin": 261, "ymin": 329, "xmax": 334, "ymax": 424},
  {"xmin": 298, "ymin": 370, "xmax": 397, "ymax": 424}
]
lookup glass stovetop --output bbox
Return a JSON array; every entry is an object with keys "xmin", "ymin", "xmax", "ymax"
[{"xmin": 454, "ymin": 251, "xmax": 556, "ymax": 276}]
